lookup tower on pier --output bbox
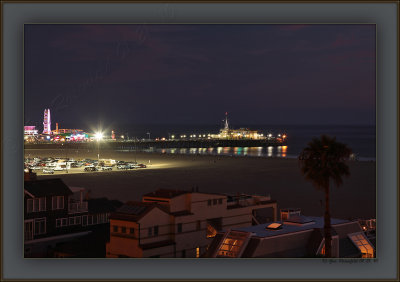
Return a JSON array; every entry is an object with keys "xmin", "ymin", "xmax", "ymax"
[
  {"xmin": 43, "ymin": 109, "xmax": 51, "ymax": 134},
  {"xmin": 224, "ymin": 112, "xmax": 229, "ymax": 130}
]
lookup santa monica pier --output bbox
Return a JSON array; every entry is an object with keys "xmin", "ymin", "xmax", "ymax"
[{"xmin": 24, "ymin": 109, "xmax": 287, "ymax": 150}]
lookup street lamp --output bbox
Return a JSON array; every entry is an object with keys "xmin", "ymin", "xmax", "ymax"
[{"xmin": 95, "ymin": 132, "xmax": 103, "ymax": 163}]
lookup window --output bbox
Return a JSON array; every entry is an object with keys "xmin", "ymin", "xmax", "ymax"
[
  {"xmin": 177, "ymin": 223, "xmax": 182, "ymax": 233},
  {"xmin": 348, "ymin": 232, "xmax": 374, "ymax": 258},
  {"xmin": 56, "ymin": 219, "xmax": 63, "ymax": 227},
  {"xmin": 61, "ymin": 218, "xmax": 67, "ymax": 226},
  {"xmin": 154, "ymin": 226, "xmax": 159, "ymax": 236},
  {"xmin": 39, "ymin": 197, "xmax": 46, "ymax": 211},
  {"xmin": 207, "ymin": 200, "xmax": 211, "ymax": 206},
  {"xmin": 130, "ymin": 228, "xmax": 135, "ymax": 234},
  {"xmin": 218, "ymin": 198, "xmax": 222, "ymax": 205},
  {"xmin": 197, "ymin": 220, "xmax": 201, "ymax": 231},
  {"xmin": 69, "ymin": 217, "xmax": 75, "ymax": 225},
  {"xmin": 87, "ymin": 215, "xmax": 93, "ymax": 225},
  {"xmin": 82, "ymin": 215, "xmax": 88, "ymax": 226},
  {"xmin": 113, "ymin": 226, "xmax": 118, "ymax": 232},
  {"xmin": 121, "ymin": 227, "xmax": 126, "ymax": 233},
  {"xmin": 213, "ymin": 199, "xmax": 217, "ymax": 205},
  {"xmin": 34, "ymin": 218, "xmax": 46, "ymax": 235},
  {"xmin": 27, "ymin": 198, "xmax": 46, "ymax": 213},
  {"xmin": 75, "ymin": 216, "xmax": 81, "ymax": 225},
  {"xmin": 27, "ymin": 199, "xmax": 33, "ymax": 213},
  {"xmin": 196, "ymin": 247, "xmax": 200, "ymax": 258},
  {"xmin": 148, "ymin": 227, "xmax": 153, "ymax": 237},
  {"xmin": 52, "ymin": 196, "xmax": 64, "ymax": 210}
]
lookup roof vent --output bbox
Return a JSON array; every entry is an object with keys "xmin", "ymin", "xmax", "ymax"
[{"xmin": 280, "ymin": 208, "xmax": 301, "ymax": 221}]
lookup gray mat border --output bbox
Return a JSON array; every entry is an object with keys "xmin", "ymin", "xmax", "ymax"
[{"xmin": 2, "ymin": 2, "xmax": 398, "ymax": 280}]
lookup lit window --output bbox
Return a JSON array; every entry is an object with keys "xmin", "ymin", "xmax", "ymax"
[
  {"xmin": 348, "ymin": 232, "xmax": 374, "ymax": 258},
  {"xmin": 217, "ymin": 231, "xmax": 248, "ymax": 258},
  {"xmin": 196, "ymin": 247, "xmax": 200, "ymax": 258}
]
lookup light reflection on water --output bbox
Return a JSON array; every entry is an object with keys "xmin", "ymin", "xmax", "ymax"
[{"xmin": 148, "ymin": 146, "xmax": 293, "ymax": 158}]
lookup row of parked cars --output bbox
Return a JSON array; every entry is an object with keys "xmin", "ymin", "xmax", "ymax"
[{"xmin": 24, "ymin": 157, "xmax": 147, "ymax": 174}]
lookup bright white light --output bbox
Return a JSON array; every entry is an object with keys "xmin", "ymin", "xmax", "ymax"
[
  {"xmin": 95, "ymin": 132, "xmax": 103, "ymax": 141},
  {"xmin": 268, "ymin": 134, "xmax": 272, "ymax": 138}
]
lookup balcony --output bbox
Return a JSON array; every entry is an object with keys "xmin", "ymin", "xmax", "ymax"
[{"xmin": 68, "ymin": 201, "xmax": 88, "ymax": 214}]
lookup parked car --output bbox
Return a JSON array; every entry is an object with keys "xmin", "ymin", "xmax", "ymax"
[
  {"xmin": 117, "ymin": 164, "xmax": 130, "ymax": 170},
  {"xmin": 84, "ymin": 166, "xmax": 98, "ymax": 172},
  {"xmin": 96, "ymin": 166, "xmax": 112, "ymax": 171},
  {"xmin": 42, "ymin": 168, "xmax": 54, "ymax": 174}
]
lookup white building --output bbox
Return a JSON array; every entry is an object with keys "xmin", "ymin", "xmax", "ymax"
[{"xmin": 106, "ymin": 189, "xmax": 277, "ymax": 258}]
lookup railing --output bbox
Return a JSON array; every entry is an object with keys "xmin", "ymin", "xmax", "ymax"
[{"xmin": 68, "ymin": 201, "xmax": 88, "ymax": 213}]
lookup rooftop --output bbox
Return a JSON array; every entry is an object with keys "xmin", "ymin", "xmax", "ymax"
[
  {"xmin": 232, "ymin": 216, "xmax": 350, "ymax": 238},
  {"xmin": 110, "ymin": 201, "xmax": 169, "ymax": 222},
  {"xmin": 25, "ymin": 178, "xmax": 73, "ymax": 197}
]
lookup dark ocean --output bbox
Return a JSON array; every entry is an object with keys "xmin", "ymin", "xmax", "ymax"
[{"xmin": 110, "ymin": 124, "xmax": 376, "ymax": 161}]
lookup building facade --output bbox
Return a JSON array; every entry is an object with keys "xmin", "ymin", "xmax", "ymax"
[
  {"xmin": 106, "ymin": 189, "xmax": 277, "ymax": 258},
  {"xmin": 24, "ymin": 175, "xmax": 121, "ymax": 257}
]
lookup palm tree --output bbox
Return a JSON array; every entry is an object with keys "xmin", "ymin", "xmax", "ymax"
[{"xmin": 299, "ymin": 135, "xmax": 352, "ymax": 258}]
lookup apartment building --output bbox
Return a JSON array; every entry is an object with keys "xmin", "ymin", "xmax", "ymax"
[
  {"xmin": 106, "ymin": 188, "xmax": 277, "ymax": 258},
  {"xmin": 24, "ymin": 175, "xmax": 121, "ymax": 257}
]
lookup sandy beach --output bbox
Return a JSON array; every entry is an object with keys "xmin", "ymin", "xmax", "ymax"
[{"xmin": 25, "ymin": 148, "xmax": 376, "ymax": 220}]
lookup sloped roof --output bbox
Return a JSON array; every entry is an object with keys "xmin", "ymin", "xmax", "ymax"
[
  {"xmin": 24, "ymin": 178, "xmax": 73, "ymax": 197},
  {"xmin": 110, "ymin": 201, "xmax": 169, "ymax": 222},
  {"xmin": 88, "ymin": 198, "xmax": 123, "ymax": 213},
  {"xmin": 339, "ymin": 238, "xmax": 361, "ymax": 258},
  {"xmin": 241, "ymin": 238, "xmax": 261, "ymax": 258}
]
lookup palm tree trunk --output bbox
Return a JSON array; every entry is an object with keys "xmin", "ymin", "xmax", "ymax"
[{"xmin": 324, "ymin": 183, "xmax": 332, "ymax": 258}]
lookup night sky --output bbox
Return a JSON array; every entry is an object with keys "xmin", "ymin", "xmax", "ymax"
[{"xmin": 24, "ymin": 24, "xmax": 376, "ymax": 131}]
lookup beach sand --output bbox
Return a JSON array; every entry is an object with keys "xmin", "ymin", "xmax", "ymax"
[{"xmin": 25, "ymin": 149, "xmax": 376, "ymax": 220}]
